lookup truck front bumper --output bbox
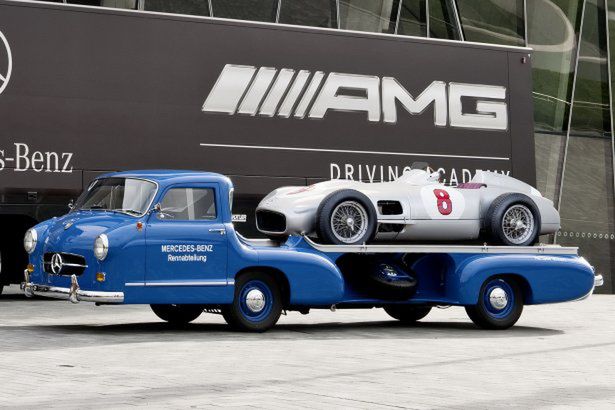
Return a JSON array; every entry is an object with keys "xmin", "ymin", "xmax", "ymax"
[{"xmin": 21, "ymin": 270, "xmax": 124, "ymax": 304}]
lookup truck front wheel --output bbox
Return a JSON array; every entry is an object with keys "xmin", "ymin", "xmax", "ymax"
[
  {"xmin": 465, "ymin": 277, "xmax": 524, "ymax": 329},
  {"xmin": 150, "ymin": 304, "xmax": 204, "ymax": 325},
  {"xmin": 222, "ymin": 272, "xmax": 282, "ymax": 332},
  {"xmin": 384, "ymin": 305, "xmax": 431, "ymax": 323}
]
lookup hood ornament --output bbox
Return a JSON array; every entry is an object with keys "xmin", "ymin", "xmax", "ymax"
[{"xmin": 64, "ymin": 221, "xmax": 74, "ymax": 230}]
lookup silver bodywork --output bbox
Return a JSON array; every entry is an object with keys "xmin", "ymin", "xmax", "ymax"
[{"xmin": 256, "ymin": 170, "xmax": 560, "ymax": 241}]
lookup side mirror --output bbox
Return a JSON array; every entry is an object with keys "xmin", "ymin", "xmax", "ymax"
[
  {"xmin": 68, "ymin": 199, "xmax": 75, "ymax": 210},
  {"xmin": 151, "ymin": 203, "xmax": 162, "ymax": 214}
]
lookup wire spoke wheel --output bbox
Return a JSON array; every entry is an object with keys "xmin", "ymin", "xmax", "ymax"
[
  {"xmin": 330, "ymin": 201, "xmax": 369, "ymax": 244},
  {"xmin": 501, "ymin": 204, "xmax": 534, "ymax": 245}
]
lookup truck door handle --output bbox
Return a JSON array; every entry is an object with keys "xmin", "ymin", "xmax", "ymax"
[{"xmin": 209, "ymin": 228, "xmax": 226, "ymax": 235}]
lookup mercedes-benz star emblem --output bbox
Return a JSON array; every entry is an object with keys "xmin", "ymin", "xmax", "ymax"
[
  {"xmin": 50, "ymin": 253, "xmax": 63, "ymax": 274},
  {"xmin": 0, "ymin": 29, "xmax": 12, "ymax": 96}
]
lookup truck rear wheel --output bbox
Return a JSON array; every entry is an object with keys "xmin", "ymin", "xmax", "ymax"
[
  {"xmin": 222, "ymin": 272, "xmax": 282, "ymax": 332},
  {"xmin": 465, "ymin": 277, "xmax": 524, "ymax": 329},
  {"xmin": 384, "ymin": 305, "xmax": 431, "ymax": 323},
  {"xmin": 316, "ymin": 190, "xmax": 377, "ymax": 245},
  {"xmin": 150, "ymin": 304, "xmax": 204, "ymax": 325}
]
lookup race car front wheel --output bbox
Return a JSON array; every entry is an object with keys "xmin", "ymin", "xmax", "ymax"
[
  {"xmin": 150, "ymin": 304, "xmax": 205, "ymax": 325},
  {"xmin": 486, "ymin": 193, "xmax": 540, "ymax": 246},
  {"xmin": 317, "ymin": 190, "xmax": 377, "ymax": 245},
  {"xmin": 465, "ymin": 277, "xmax": 524, "ymax": 330}
]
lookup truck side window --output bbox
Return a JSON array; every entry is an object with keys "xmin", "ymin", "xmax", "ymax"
[{"xmin": 159, "ymin": 188, "xmax": 217, "ymax": 220}]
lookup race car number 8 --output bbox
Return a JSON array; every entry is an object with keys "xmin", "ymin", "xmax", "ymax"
[{"xmin": 433, "ymin": 189, "xmax": 452, "ymax": 215}]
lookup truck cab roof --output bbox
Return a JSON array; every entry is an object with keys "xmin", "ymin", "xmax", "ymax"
[{"xmin": 98, "ymin": 170, "xmax": 234, "ymax": 190}]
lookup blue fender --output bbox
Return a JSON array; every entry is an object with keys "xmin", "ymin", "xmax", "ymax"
[
  {"xmin": 451, "ymin": 254, "xmax": 595, "ymax": 305},
  {"xmin": 227, "ymin": 232, "xmax": 345, "ymax": 306}
]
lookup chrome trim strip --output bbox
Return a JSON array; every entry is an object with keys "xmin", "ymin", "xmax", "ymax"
[
  {"xmin": 125, "ymin": 280, "xmax": 232, "ymax": 287},
  {"xmin": 303, "ymin": 236, "xmax": 579, "ymax": 255},
  {"xmin": 3, "ymin": 0, "xmax": 532, "ymax": 52}
]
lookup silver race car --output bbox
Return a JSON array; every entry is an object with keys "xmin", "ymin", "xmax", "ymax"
[{"xmin": 255, "ymin": 168, "xmax": 560, "ymax": 246}]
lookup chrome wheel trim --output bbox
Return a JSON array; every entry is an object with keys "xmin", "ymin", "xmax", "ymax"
[
  {"xmin": 488, "ymin": 287, "xmax": 508, "ymax": 310},
  {"xmin": 245, "ymin": 288, "xmax": 266, "ymax": 313},
  {"xmin": 330, "ymin": 201, "xmax": 369, "ymax": 244},
  {"xmin": 501, "ymin": 204, "xmax": 535, "ymax": 244}
]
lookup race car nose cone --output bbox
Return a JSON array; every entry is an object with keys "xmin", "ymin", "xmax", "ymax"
[
  {"xmin": 245, "ymin": 289, "xmax": 266, "ymax": 313},
  {"xmin": 489, "ymin": 287, "xmax": 508, "ymax": 310}
]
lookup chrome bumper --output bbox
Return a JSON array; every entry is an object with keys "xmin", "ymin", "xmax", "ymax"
[
  {"xmin": 22, "ymin": 270, "xmax": 124, "ymax": 304},
  {"xmin": 595, "ymin": 274, "xmax": 604, "ymax": 288}
]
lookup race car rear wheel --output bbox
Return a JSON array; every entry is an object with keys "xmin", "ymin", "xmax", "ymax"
[
  {"xmin": 486, "ymin": 193, "xmax": 540, "ymax": 246},
  {"xmin": 150, "ymin": 304, "xmax": 204, "ymax": 325},
  {"xmin": 317, "ymin": 190, "xmax": 377, "ymax": 245},
  {"xmin": 384, "ymin": 305, "xmax": 431, "ymax": 323},
  {"xmin": 465, "ymin": 277, "xmax": 524, "ymax": 329}
]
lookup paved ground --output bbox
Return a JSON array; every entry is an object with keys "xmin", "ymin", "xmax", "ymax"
[{"xmin": 0, "ymin": 286, "xmax": 614, "ymax": 409}]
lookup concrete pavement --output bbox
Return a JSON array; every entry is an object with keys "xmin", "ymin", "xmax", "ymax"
[{"xmin": 0, "ymin": 285, "xmax": 614, "ymax": 409}]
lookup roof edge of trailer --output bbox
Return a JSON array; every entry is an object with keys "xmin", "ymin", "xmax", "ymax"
[{"xmin": 1, "ymin": 0, "xmax": 533, "ymax": 54}]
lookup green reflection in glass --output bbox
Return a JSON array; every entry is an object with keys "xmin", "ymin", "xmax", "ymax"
[
  {"xmin": 279, "ymin": 0, "xmax": 338, "ymax": 28},
  {"xmin": 211, "ymin": 0, "xmax": 277, "ymax": 22},
  {"xmin": 339, "ymin": 0, "xmax": 400, "ymax": 34},
  {"xmin": 456, "ymin": 0, "xmax": 524, "ymax": 46},
  {"xmin": 558, "ymin": 0, "xmax": 614, "ymax": 294},
  {"xmin": 397, "ymin": 0, "xmax": 427, "ymax": 37},
  {"xmin": 528, "ymin": 0, "xmax": 583, "ymax": 134},
  {"xmin": 143, "ymin": 0, "xmax": 209, "ymax": 16},
  {"xmin": 429, "ymin": 0, "xmax": 460, "ymax": 39}
]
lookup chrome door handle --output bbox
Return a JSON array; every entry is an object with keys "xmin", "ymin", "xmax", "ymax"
[{"xmin": 209, "ymin": 228, "xmax": 226, "ymax": 235}]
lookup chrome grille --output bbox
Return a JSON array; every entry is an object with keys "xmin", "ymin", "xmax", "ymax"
[{"xmin": 43, "ymin": 252, "xmax": 88, "ymax": 276}]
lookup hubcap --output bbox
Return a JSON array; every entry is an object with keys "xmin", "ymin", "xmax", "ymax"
[
  {"xmin": 502, "ymin": 204, "xmax": 534, "ymax": 244},
  {"xmin": 245, "ymin": 289, "xmax": 266, "ymax": 313},
  {"xmin": 331, "ymin": 201, "xmax": 369, "ymax": 243},
  {"xmin": 488, "ymin": 287, "xmax": 508, "ymax": 310}
]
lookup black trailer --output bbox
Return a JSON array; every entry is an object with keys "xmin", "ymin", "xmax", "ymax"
[{"xmin": 0, "ymin": 0, "xmax": 534, "ymax": 291}]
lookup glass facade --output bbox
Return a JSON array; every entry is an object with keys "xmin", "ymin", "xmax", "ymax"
[{"xmin": 36, "ymin": 0, "xmax": 615, "ymax": 293}]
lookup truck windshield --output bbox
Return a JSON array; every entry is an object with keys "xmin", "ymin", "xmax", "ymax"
[{"xmin": 74, "ymin": 178, "xmax": 157, "ymax": 216}]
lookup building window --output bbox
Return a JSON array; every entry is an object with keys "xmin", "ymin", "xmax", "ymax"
[
  {"xmin": 278, "ymin": 0, "xmax": 338, "ymax": 28},
  {"xmin": 67, "ymin": 0, "xmax": 138, "ymax": 9},
  {"xmin": 456, "ymin": 0, "xmax": 525, "ymax": 46},
  {"xmin": 211, "ymin": 0, "xmax": 278, "ymax": 23},
  {"xmin": 397, "ymin": 0, "xmax": 427, "ymax": 37},
  {"xmin": 339, "ymin": 0, "xmax": 400, "ymax": 34},
  {"xmin": 428, "ymin": 0, "xmax": 461, "ymax": 39},
  {"xmin": 142, "ymin": 0, "xmax": 210, "ymax": 17}
]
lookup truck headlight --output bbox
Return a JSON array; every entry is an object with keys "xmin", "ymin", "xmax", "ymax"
[
  {"xmin": 93, "ymin": 234, "xmax": 109, "ymax": 261},
  {"xmin": 23, "ymin": 228, "xmax": 37, "ymax": 254}
]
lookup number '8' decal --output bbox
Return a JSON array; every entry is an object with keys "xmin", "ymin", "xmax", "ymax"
[{"xmin": 433, "ymin": 189, "xmax": 452, "ymax": 215}]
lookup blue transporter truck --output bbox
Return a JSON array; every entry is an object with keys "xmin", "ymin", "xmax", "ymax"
[{"xmin": 22, "ymin": 171, "xmax": 602, "ymax": 332}]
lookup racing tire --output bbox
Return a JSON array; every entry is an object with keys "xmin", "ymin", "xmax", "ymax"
[
  {"xmin": 222, "ymin": 272, "xmax": 283, "ymax": 332},
  {"xmin": 150, "ymin": 304, "xmax": 204, "ymax": 325},
  {"xmin": 486, "ymin": 193, "xmax": 540, "ymax": 246},
  {"xmin": 465, "ymin": 277, "xmax": 524, "ymax": 330},
  {"xmin": 316, "ymin": 190, "xmax": 377, "ymax": 245},
  {"xmin": 384, "ymin": 305, "xmax": 432, "ymax": 323}
]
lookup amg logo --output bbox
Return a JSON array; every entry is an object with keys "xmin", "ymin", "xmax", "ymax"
[{"xmin": 202, "ymin": 64, "xmax": 508, "ymax": 130}]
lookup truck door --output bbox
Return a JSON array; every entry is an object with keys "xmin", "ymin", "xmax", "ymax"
[{"xmin": 145, "ymin": 184, "xmax": 228, "ymax": 285}]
